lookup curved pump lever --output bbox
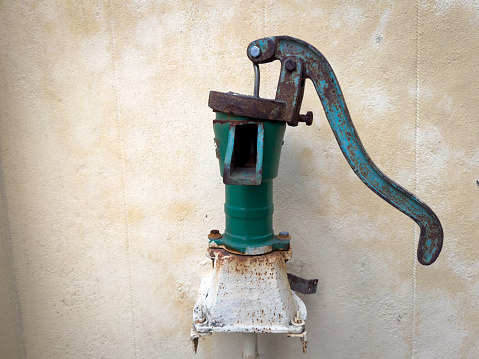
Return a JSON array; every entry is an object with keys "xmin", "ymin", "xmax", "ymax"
[{"xmin": 247, "ymin": 36, "xmax": 443, "ymax": 265}]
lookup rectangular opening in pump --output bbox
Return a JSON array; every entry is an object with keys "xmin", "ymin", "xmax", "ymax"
[
  {"xmin": 231, "ymin": 124, "xmax": 257, "ymax": 176},
  {"xmin": 223, "ymin": 123, "xmax": 264, "ymax": 185}
]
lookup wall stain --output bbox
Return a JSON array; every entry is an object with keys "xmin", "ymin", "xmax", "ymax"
[
  {"xmin": 127, "ymin": 207, "xmax": 144, "ymax": 226},
  {"xmin": 165, "ymin": 200, "xmax": 197, "ymax": 223}
]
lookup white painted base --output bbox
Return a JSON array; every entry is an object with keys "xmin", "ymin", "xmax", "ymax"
[{"xmin": 192, "ymin": 248, "xmax": 307, "ymax": 335}]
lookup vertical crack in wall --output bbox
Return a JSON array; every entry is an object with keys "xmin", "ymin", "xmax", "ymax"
[
  {"xmin": 0, "ymin": 143, "xmax": 26, "ymax": 359},
  {"xmin": 108, "ymin": 3, "xmax": 138, "ymax": 358},
  {"xmin": 412, "ymin": 0, "xmax": 420, "ymax": 358}
]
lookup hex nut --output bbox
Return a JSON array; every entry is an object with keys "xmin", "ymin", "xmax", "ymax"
[
  {"xmin": 208, "ymin": 229, "xmax": 223, "ymax": 239},
  {"xmin": 250, "ymin": 45, "xmax": 261, "ymax": 58}
]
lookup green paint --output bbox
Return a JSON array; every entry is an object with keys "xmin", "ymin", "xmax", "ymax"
[{"xmin": 212, "ymin": 112, "xmax": 288, "ymax": 253}]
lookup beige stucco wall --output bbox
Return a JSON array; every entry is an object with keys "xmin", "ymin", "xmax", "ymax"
[
  {"xmin": 0, "ymin": 159, "xmax": 24, "ymax": 359},
  {"xmin": 0, "ymin": 1, "xmax": 478, "ymax": 358}
]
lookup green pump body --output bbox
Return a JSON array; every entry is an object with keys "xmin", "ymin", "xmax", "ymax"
[{"xmin": 211, "ymin": 112, "xmax": 289, "ymax": 254}]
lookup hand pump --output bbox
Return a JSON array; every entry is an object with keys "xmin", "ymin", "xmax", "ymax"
[{"xmin": 191, "ymin": 36, "xmax": 443, "ymax": 355}]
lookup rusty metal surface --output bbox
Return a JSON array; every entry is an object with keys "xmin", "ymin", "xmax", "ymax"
[
  {"xmin": 208, "ymin": 229, "xmax": 222, "ymax": 240},
  {"xmin": 287, "ymin": 273, "xmax": 318, "ymax": 295},
  {"xmin": 209, "ymin": 91, "xmax": 286, "ymax": 121},
  {"xmin": 287, "ymin": 331, "xmax": 308, "ymax": 354},
  {"xmin": 245, "ymin": 36, "xmax": 443, "ymax": 265},
  {"xmin": 190, "ymin": 325, "xmax": 211, "ymax": 354},
  {"xmin": 193, "ymin": 248, "xmax": 306, "ymax": 335}
]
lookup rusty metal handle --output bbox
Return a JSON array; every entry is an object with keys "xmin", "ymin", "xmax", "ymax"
[{"xmin": 247, "ymin": 36, "xmax": 443, "ymax": 265}]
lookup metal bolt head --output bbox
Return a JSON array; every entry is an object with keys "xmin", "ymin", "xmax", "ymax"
[
  {"xmin": 208, "ymin": 229, "xmax": 222, "ymax": 239},
  {"xmin": 278, "ymin": 231, "xmax": 291, "ymax": 241},
  {"xmin": 299, "ymin": 111, "xmax": 314, "ymax": 126},
  {"xmin": 195, "ymin": 307, "xmax": 206, "ymax": 324},
  {"xmin": 285, "ymin": 59, "xmax": 296, "ymax": 71},
  {"xmin": 250, "ymin": 45, "xmax": 261, "ymax": 58},
  {"xmin": 292, "ymin": 311, "xmax": 305, "ymax": 326},
  {"xmin": 294, "ymin": 316, "xmax": 305, "ymax": 325}
]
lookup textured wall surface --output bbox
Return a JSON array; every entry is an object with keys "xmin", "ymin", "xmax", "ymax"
[
  {"xmin": 0, "ymin": 1, "xmax": 478, "ymax": 358},
  {"xmin": 0, "ymin": 157, "xmax": 24, "ymax": 359}
]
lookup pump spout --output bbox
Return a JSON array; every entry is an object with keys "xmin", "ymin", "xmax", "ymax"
[{"xmin": 223, "ymin": 122, "xmax": 264, "ymax": 185}]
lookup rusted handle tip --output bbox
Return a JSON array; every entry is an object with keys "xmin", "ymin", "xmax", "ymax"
[{"xmin": 417, "ymin": 226, "xmax": 443, "ymax": 265}]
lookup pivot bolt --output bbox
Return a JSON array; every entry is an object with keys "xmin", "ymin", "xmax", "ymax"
[
  {"xmin": 250, "ymin": 45, "xmax": 261, "ymax": 58},
  {"xmin": 285, "ymin": 59, "xmax": 296, "ymax": 71}
]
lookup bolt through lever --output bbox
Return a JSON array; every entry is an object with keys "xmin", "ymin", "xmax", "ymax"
[{"xmin": 247, "ymin": 36, "xmax": 443, "ymax": 265}]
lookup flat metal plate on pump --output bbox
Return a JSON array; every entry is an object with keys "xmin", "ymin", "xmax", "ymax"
[{"xmin": 209, "ymin": 91, "xmax": 286, "ymax": 121}]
